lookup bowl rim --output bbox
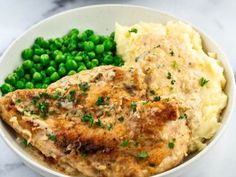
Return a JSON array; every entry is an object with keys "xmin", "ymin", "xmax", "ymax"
[{"xmin": 0, "ymin": 4, "xmax": 235, "ymax": 177}]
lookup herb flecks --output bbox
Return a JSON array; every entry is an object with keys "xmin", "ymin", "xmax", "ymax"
[
  {"xmin": 47, "ymin": 133, "xmax": 57, "ymax": 141},
  {"xmin": 137, "ymin": 151, "xmax": 148, "ymax": 160},
  {"xmin": 95, "ymin": 119, "xmax": 105, "ymax": 128},
  {"xmin": 22, "ymin": 139, "xmax": 32, "ymax": 147},
  {"xmin": 199, "ymin": 77, "xmax": 209, "ymax": 87},
  {"xmin": 37, "ymin": 101, "xmax": 49, "ymax": 118},
  {"xmin": 171, "ymin": 80, "xmax": 176, "ymax": 85},
  {"xmin": 118, "ymin": 116, "xmax": 124, "ymax": 123},
  {"xmin": 96, "ymin": 96, "xmax": 106, "ymax": 106},
  {"xmin": 172, "ymin": 60, "xmax": 178, "ymax": 69},
  {"xmin": 128, "ymin": 28, "xmax": 138, "ymax": 33},
  {"xmin": 166, "ymin": 72, "xmax": 172, "ymax": 79},
  {"xmin": 179, "ymin": 113, "xmax": 188, "ymax": 119},
  {"xmin": 131, "ymin": 102, "xmax": 137, "ymax": 112},
  {"xmin": 15, "ymin": 99, "xmax": 22, "ymax": 103},
  {"xmin": 68, "ymin": 90, "xmax": 76, "ymax": 102},
  {"xmin": 168, "ymin": 138, "xmax": 176, "ymax": 149},
  {"xmin": 107, "ymin": 123, "xmax": 113, "ymax": 130},
  {"xmin": 120, "ymin": 139, "xmax": 129, "ymax": 147},
  {"xmin": 154, "ymin": 96, "xmax": 161, "ymax": 101},
  {"xmin": 169, "ymin": 49, "xmax": 174, "ymax": 56},
  {"xmin": 81, "ymin": 114, "xmax": 94, "ymax": 127},
  {"xmin": 79, "ymin": 82, "xmax": 90, "ymax": 95}
]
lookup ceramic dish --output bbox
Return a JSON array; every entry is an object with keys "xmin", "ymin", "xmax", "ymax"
[{"xmin": 0, "ymin": 4, "xmax": 235, "ymax": 177}]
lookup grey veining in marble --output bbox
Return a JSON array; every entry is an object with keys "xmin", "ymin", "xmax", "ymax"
[{"xmin": 0, "ymin": 0, "xmax": 236, "ymax": 177}]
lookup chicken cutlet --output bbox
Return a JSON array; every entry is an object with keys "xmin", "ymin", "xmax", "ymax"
[{"xmin": 0, "ymin": 66, "xmax": 190, "ymax": 177}]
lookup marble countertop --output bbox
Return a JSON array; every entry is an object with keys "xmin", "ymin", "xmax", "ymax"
[{"xmin": 0, "ymin": 0, "xmax": 235, "ymax": 177}]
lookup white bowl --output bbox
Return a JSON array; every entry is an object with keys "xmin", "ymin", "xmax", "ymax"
[{"xmin": 0, "ymin": 4, "xmax": 235, "ymax": 177}]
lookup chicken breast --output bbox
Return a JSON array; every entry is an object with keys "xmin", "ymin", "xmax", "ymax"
[{"xmin": 0, "ymin": 66, "xmax": 190, "ymax": 177}]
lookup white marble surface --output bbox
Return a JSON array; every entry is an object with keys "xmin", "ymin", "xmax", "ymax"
[{"xmin": 0, "ymin": 0, "xmax": 236, "ymax": 177}]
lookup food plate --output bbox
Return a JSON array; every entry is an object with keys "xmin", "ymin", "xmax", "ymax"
[{"xmin": 0, "ymin": 4, "xmax": 235, "ymax": 177}]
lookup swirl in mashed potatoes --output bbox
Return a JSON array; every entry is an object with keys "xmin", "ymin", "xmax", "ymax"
[{"xmin": 115, "ymin": 21, "xmax": 227, "ymax": 152}]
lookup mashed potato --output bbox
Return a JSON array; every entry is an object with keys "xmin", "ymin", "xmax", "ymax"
[{"xmin": 115, "ymin": 22, "xmax": 227, "ymax": 151}]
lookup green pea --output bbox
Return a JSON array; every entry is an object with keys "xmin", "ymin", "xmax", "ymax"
[
  {"xmin": 1, "ymin": 83, "xmax": 13, "ymax": 94},
  {"xmin": 34, "ymin": 63, "xmax": 43, "ymax": 71},
  {"xmin": 84, "ymin": 29, "xmax": 94, "ymax": 37},
  {"xmin": 24, "ymin": 74, "xmax": 31, "ymax": 81},
  {"xmin": 59, "ymin": 63, "xmax": 65, "ymax": 68},
  {"xmin": 40, "ymin": 54, "xmax": 50, "ymax": 66},
  {"xmin": 22, "ymin": 48, "xmax": 33, "ymax": 60},
  {"xmin": 86, "ymin": 62, "xmax": 93, "ymax": 69},
  {"xmin": 16, "ymin": 80, "xmax": 25, "ymax": 89},
  {"xmin": 55, "ymin": 54, "xmax": 65, "ymax": 63},
  {"xmin": 54, "ymin": 38, "xmax": 63, "ymax": 48},
  {"xmin": 103, "ymin": 55, "xmax": 113, "ymax": 64},
  {"xmin": 68, "ymin": 70, "xmax": 76, "ymax": 75},
  {"xmin": 50, "ymin": 72, "xmax": 60, "ymax": 82},
  {"xmin": 66, "ymin": 55, "xmax": 74, "ymax": 61},
  {"xmin": 23, "ymin": 60, "xmax": 33, "ymax": 69},
  {"xmin": 83, "ymin": 55, "xmax": 90, "ymax": 63},
  {"xmin": 40, "ymin": 71, "xmax": 46, "ymax": 78},
  {"xmin": 68, "ymin": 42, "xmax": 77, "ymax": 51},
  {"xmin": 84, "ymin": 41, "xmax": 94, "ymax": 52},
  {"xmin": 61, "ymin": 46, "xmax": 68, "ymax": 53},
  {"xmin": 79, "ymin": 32, "xmax": 87, "ymax": 41},
  {"xmin": 110, "ymin": 32, "xmax": 115, "ymax": 40},
  {"xmin": 33, "ymin": 72, "xmax": 42, "ymax": 81},
  {"xmin": 53, "ymin": 50, "xmax": 63, "ymax": 58},
  {"xmin": 25, "ymin": 82, "xmax": 34, "ymax": 89},
  {"xmin": 71, "ymin": 51, "xmax": 78, "ymax": 56},
  {"xmin": 95, "ymin": 44, "xmax": 104, "ymax": 54},
  {"xmin": 99, "ymin": 36, "xmax": 106, "ymax": 43},
  {"xmin": 74, "ymin": 55, "xmax": 83, "ymax": 62},
  {"xmin": 114, "ymin": 56, "xmax": 124, "ymax": 66},
  {"xmin": 34, "ymin": 48, "xmax": 45, "ymax": 55},
  {"xmin": 103, "ymin": 40, "xmax": 113, "ymax": 51},
  {"xmin": 65, "ymin": 60, "xmax": 78, "ymax": 71},
  {"xmin": 35, "ymin": 83, "xmax": 42, "ymax": 89},
  {"xmin": 58, "ymin": 67, "xmax": 67, "ymax": 77},
  {"xmin": 49, "ymin": 60, "xmax": 57, "ymax": 68},
  {"xmin": 30, "ymin": 68, "xmax": 37, "ymax": 75},
  {"xmin": 88, "ymin": 52, "xmax": 96, "ymax": 59},
  {"xmin": 15, "ymin": 67, "xmax": 25, "ymax": 77},
  {"xmin": 78, "ymin": 43, "xmax": 84, "ymax": 50},
  {"xmin": 89, "ymin": 35, "xmax": 100, "ymax": 44},
  {"xmin": 5, "ymin": 73, "xmax": 17, "ymax": 86},
  {"xmin": 77, "ymin": 65, "xmax": 87, "ymax": 72},
  {"xmin": 43, "ymin": 77, "xmax": 51, "ymax": 85},
  {"xmin": 49, "ymin": 43, "xmax": 58, "ymax": 51},
  {"xmin": 46, "ymin": 66, "xmax": 56, "ymax": 76},
  {"xmin": 32, "ymin": 44, "xmax": 40, "ymax": 50},
  {"xmin": 33, "ymin": 55, "xmax": 40, "ymax": 63},
  {"xmin": 91, "ymin": 59, "xmax": 99, "ymax": 66},
  {"xmin": 41, "ymin": 84, "xmax": 48, "ymax": 89},
  {"xmin": 68, "ymin": 28, "xmax": 79, "ymax": 36},
  {"xmin": 35, "ymin": 37, "xmax": 45, "ymax": 46}
]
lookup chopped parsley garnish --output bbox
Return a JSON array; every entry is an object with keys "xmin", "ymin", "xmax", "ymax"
[
  {"xmin": 169, "ymin": 49, "xmax": 174, "ymax": 56},
  {"xmin": 79, "ymin": 82, "xmax": 90, "ymax": 95},
  {"xmin": 137, "ymin": 151, "xmax": 148, "ymax": 160},
  {"xmin": 56, "ymin": 102, "xmax": 62, "ymax": 108},
  {"xmin": 118, "ymin": 116, "xmax": 124, "ymax": 123},
  {"xmin": 37, "ymin": 101, "xmax": 49, "ymax": 118},
  {"xmin": 128, "ymin": 28, "xmax": 138, "ymax": 33},
  {"xmin": 15, "ymin": 99, "xmax": 22, "ymax": 103},
  {"xmin": 47, "ymin": 133, "xmax": 57, "ymax": 141},
  {"xmin": 95, "ymin": 119, "xmax": 104, "ymax": 128},
  {"xmin": 107, "ymin": 123, "xmax": 113, "ymax": 130},
  {"xmin": 31, "ymin": 95, "xmax": 40, "ymax": 105},
  {"xmin": 52, "ymin": 91, "xmax": 61, "ymax": 100},
  {"xmin": 131, "ymin": 102, "xmax": 137, "ymax": 112},
  {"xmin": 172, "ymin": 60, "xmax": 178, "ymax": 69},
  {"xmin": 22, "ymin": 139, "xmax": 32, "ymax": 147},
  {"xmin": 171, "ymin": 80, "xmax": 176, "ymax": 85},
  {"xmin": 179, "ymin": 113, "xmax": 188, "ymax": 119},
  {"xmin": 142, "ymin": 101, "xmax": 149, "ymax": 105},
  {"xmin": 105, "ymin": 111, "xmax": 111, "ymax": 117},
  {"xmin": 68, "ymin": 90, "xmax": 76, "ymax": 102},
  {"xmin": 96, "ymin": 96, "xmax": 105, "ymax": 106},
  {"xmin": 81, "ymin": 114, "xmax": 94, "ymax": 127},
  {"xmin": 120, "ymin": 139, "xmax": 129, "ymax": 147},
  {"xmin": 166, "ymin": 72, "xmax": 172, "ymax": 79},
  {"xmin": 153, "ymin": 96, "xmax": 161, "ymax": 101},
  {"xmin": 199, "ymin": 77, "xmax": 209, "ymax": 87},
  {"xmin": 168, "ymin": 139, "xmax": 176, "ymax": 149},
  {"xmin": 150, "ymin": 90, "xmax": 156, "ymax": 95},
  {"xmin": 39, "ymin": 92, "xmax": 51, "ymax": 99}
]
